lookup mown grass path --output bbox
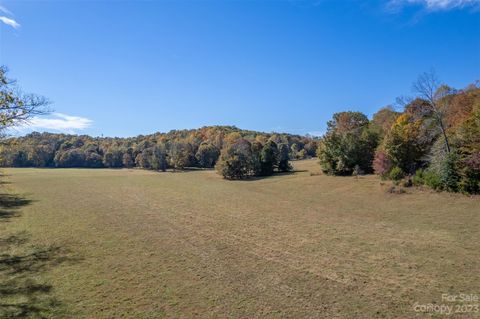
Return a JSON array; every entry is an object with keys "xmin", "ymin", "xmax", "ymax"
[{"xmin": 1, "ymin": 160, "xmax": 479, "ymax": 318}]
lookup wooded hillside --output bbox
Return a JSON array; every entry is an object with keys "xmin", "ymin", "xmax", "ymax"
[{"xmin": 0, "ymin": 126, "xmax": 318, "ymax": 175}]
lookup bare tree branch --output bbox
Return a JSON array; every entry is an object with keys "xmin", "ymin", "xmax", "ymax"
[
  {"xmin": 412, "ymin": 70, "xmax": 451, "ymax": 153},
  {"xmin": 0, "ymin": 66, "xmax": 51, "ymax": 132}
]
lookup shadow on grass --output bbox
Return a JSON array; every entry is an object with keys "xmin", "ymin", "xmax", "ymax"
[
  {"xmin": 234, "ymin": 169, "xmax": 308, "ymax": 182},
  {"xmin": 0, "ymin": 193, "xmax": 81, "ymax": 318},
  {"xmin": 0, "ymin": 193, "xmax": 33, "ymax": 221}
]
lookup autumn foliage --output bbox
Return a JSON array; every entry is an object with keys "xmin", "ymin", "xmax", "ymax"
[{"xmin": 317, "ymin": 75, "xmax": 480, "ymax": 194}]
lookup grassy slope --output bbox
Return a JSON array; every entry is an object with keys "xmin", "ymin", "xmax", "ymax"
[{"xmin": 1, "ymin": 159, "xmax": 479, "ymax": 318}]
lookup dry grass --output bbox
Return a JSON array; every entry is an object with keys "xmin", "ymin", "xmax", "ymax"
[{"xmin": 1, "ymin": 159, "xmax": 479, "ymax": 318}]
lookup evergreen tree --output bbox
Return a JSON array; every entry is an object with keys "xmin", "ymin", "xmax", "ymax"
[
  {"xmin": 260, "ymin": 141, "xmax": 279, "ymax": 176},
  {"xmin": 440, "ymin": 152, "xmax": 460, "ymax": 192},
  {"xmin": 277, "ymin": 143, "xmax": 292, "ymax": 172}
]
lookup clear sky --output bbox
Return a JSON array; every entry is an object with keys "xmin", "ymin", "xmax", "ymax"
[{"xmin": 0, "ymin": 0, "xmax": 479, "ymax": 137}]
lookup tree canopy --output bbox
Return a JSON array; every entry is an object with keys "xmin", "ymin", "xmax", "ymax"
[
  {"xmin": 0, "ymin": 126, "xmax": 316, "ymax": 179},
  {"xmin": 317, "ymin": 76, "xmax": 480, "ymax": 194}
]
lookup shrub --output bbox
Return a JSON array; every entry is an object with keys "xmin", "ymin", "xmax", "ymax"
[
  {"xmin": 439, "ymin": 152, "xmax": 461, "ymax": 192},
  {"xmin": 424, "ymin": 170, "xmax": 442, "ymax": 190},
  {"xmin": 389, "ymin": 167, "xmax": 405, "ymax": 182},
  {"xmin": 459, "ymin": 176, "xmax": 479, "ymax": 194},
  {"xmin": 412, "ymin": 169, "xmax": 425, "ymax": 186}
]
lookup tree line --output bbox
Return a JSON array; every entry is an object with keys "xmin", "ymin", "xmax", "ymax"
[
  {"xmin": 317, "ymin": 72, "xmax": 480, "ymax": 194},
  {"xmin": 0, "ymin": 128, "xmax": 317, "ymax": 177},
  {"xmin": 1, "ymin": 65, "xmax": 478, "ymax": 190}
]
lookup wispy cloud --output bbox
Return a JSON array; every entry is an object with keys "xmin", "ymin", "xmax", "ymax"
[
  {"xmin": 17, "ymin": 113, "xmax": 93, "ymax": 134},
  {"xmin": 0, "ymin": 5, "xmax": 12, "ymax": 15},
  {"xmin": 0, "ymin": 4, "xmax": 20, "ymax": 29},
  {"xmin": 389, "ymin": 0, "xmax": 480, "ymax": 11},
  {"xmin": 0, "ymin": 16, "xmax": 20, "ymax": 29}
]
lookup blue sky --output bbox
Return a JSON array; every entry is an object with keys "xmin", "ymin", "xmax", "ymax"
[{"xmin": 0, "ymin": 0, "xmax": 479, "ymax": 137}]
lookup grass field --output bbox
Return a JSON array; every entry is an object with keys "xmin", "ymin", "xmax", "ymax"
[{"xmin": 1, "ymin": 159, "xmax": 479, "ymax": 318}]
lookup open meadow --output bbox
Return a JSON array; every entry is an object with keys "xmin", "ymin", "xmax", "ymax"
[{"xmin": 1, "ymin": 159, "xmax": 479, "ymax": 318}]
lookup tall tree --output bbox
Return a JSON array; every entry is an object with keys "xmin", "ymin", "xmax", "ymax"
[
  {"xmin": 122, "ymin": 153, "xmax": 134, "ymax": 168},
  {"xmin": 382, "ymin": 113, "xmax": 427, "ymax": 173},
  {"xmin": 103, "ymin": 149, "xmax": 123, "ymax": 168},
  {"xmin": 318, "ymin": 112, "xmax": 378, "ymax": 175},
  {"xmin": 370, "ymin": 106, "xmax": 400, "ymax": 138},
  {"xmin": 169, "ymin": 142, "xmax": 194, "ymax": 170},
  {"xmin": 259, "ymin": 140, "xmax": 279, "ymax": 176},
  {"xmin": 150, "ymin": 145, "xmax": 167, "ymax": 171},
  {"xmin": 195, "ymin": 142, "xmax": 220, "ymax": 168},
  {"xmin": 277, "ymin": 143, "xmax": 292, "ymax": 172},
  {"xmin": 412, "ymin": 71, "xmax": 452, "ymax": 153},
  {"xmin": 215, "ymin": 139, "xmax": 253, "ymax": 179}
]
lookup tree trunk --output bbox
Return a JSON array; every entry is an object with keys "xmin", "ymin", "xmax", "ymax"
[{"xmin": 438, "ymin": 118, "xmax": 451, "ymax": 153}]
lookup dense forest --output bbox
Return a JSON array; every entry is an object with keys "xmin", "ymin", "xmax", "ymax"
[
  {"xmin": 317, "ymin": 73, "xmax": 480, "ymax": 194},
  {"xmin": 0, "ymin": 126, "xmax": 318, "ymax": 178}
]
